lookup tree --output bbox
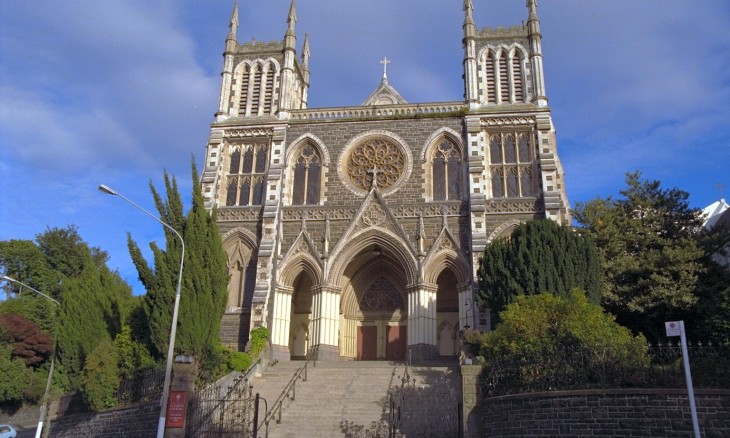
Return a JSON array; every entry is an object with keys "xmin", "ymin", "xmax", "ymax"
[
  {"xmin": 0, "ymin": 313, "xmax": 52, "ymax": 368},
  {"xmin": 128, "ymin": 160, "xmax": 229, "ymax": 365},
  {"xmin": 81, "ymin": 339, "xmax": 119, "ymax": 411},
  {"xmin": 477, "ymin": 219, "xmax": 604, "ymax": 319},
  {"xmin": 573, "ymin": 172, "xmax": 726, "ymax": 341}
]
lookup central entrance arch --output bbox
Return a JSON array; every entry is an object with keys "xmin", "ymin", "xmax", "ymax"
[{"xmin": 340, "ymin": 246, "xmax": 408, "ymax": 361}]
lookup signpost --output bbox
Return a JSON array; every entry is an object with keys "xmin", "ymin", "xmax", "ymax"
[
  {"xmin": 665, "ymin": 320, "xmax": 700, "ymax": 437},
  {"xmin": 166, "ymin": 391, "xmax": 188, "ymax": 429}
]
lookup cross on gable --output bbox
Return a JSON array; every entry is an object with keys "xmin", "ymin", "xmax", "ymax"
[{"xmin": 380, "ymin": 57, "xmax": 391, "ymax": 79}]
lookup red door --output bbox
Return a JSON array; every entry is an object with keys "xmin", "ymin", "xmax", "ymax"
[
  {"xmin": 357, "ymin": 326, "xmax": 377, "ymax": 360},
  {"xmin": 386, "ymin": 325, "xmax": 406, "ymax": 361}
]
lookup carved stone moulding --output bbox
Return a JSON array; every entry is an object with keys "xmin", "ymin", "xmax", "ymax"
[
  {"xmin": 223, "ymin": 128, "xmax": 274, "ymax": 138},
  {"xmin": 217, "ymin": 207, "xmax": 264, "ymax": 222},
  {"xmin": 480, "ymin": 117, "xmax": 535, "ymax": 127},
  {"xmin": 485, "ymin": 198, "xmax": 543, "ymax": 214}
]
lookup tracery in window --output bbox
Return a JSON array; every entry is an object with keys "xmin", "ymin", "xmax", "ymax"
[
  {"xmin": 345, "ymin": 138, "xmax": 406, "ymax": 192},
  {"xmin": 432, "ymin": 139, "xmax": 462, "ymax": 201},
  {"xmin": 292, "ymin": 144, "xmax": 322, "ymax": 205},
  {"xmin": 226, "ymin": 143, "xmax": 269, "ymax": 206},
  {"xmin": 489, "ymin": 132, "xmax": 535, "ymax": 198}
]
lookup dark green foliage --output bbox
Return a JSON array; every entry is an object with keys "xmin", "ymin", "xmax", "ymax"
[
  {"xmin": 81, "ymin": 339, "xmax": 119, "ymax": 411},
  {"xmin": 228, "ymin": 351, "xmax": 252, "ymax": 372},
  {"xmin": 112, "ymin": 325, "xmax": 155, "ymax": 379},
  {"xmin": 0, "ymin": 344, "xmax": 32, "ymax": 404},
  {"xmin": 573, "ymin": 172, "xmax": 729, "ymax": 341},
  {"xmin": 477, "ymin": 219, "xmax": 604, "ymax": 319},
  {"xmin": 128, "ymin": 160, "xmax": 229, "ymax": 366}
]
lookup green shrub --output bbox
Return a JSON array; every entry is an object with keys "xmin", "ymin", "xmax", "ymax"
[
  {"xmin": 248, "ymin": 327, "xmax": 269, "ymax": 359},
  {"xmin": 228, "ymin": 351, "xmax": 252, "ymax": 372},
  {"xmin": 81, "ymin": 340, "xmax": 119, "ymax": 410}
]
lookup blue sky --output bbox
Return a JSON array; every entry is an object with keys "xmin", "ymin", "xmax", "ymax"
[{"xmin": 1, "ymin": 1, "xmax": 729, "ymax": 295}]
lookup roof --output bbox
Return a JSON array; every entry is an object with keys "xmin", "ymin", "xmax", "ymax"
[{"xmin": 702, "ymin": 198, "xmax": 729, "ymax": 229}]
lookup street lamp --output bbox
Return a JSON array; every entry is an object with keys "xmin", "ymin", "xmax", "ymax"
[
  {"xmin": 98, "ymin": 184, "xmax": 185, "ymax": 438},
  {"xmin": 1, "ymin": 276, "xmax": 59, "ymax": 438}
]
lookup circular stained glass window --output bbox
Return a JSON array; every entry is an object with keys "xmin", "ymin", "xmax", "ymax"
[{"xmin": 344, "ymin": 138, "xmax": 407, "ymax": 193}]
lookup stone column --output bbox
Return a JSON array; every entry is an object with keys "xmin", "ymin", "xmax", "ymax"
[
  {"xmin": 311, "ymin": 285, "xmax": 341, "ymax": 360},
  {"xmin": 271, "ymin": 285, "xmax": 293, "ymax": 361},
  {"xmin": 461, "ymin": 364, "xmax": 482, "ymax": 438},
  {"xmin": 458, "ymin": 283, "xmax": 474, "ymax": 329},
  {"xmin": 407, "ymin": 282, "xmax": 438, "ymax": 361}
]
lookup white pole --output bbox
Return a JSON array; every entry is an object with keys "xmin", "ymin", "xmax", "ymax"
[
  {"xmin": 679, "ymin": 321, "xmax": 701, "ymax": 437},
  {"xmin": 98, "ymin": 184, "xmax": 185, "ymax": 438}
]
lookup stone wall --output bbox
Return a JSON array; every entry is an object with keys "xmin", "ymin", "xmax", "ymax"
[
  {"xmin": 481, "ymin": 389, "xmax": 730, "ymax": 437},
  {"xmin": 48, "ymin": 402, "xmax": 158, "ymax": 438}
]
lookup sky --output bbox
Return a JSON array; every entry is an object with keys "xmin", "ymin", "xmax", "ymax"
[{"xmin": 1, "ymin": 1, "xmax": 729, "ymax": 295}]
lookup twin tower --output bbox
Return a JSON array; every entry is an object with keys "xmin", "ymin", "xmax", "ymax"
[{"xmin": 200, "ymin": 1, "xmax": 570, "ymax": 361}]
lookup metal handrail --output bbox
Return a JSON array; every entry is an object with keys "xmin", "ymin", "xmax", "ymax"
[{"xmin": 258, "ymin": 345, "xmax": 319, "ymax": 433}]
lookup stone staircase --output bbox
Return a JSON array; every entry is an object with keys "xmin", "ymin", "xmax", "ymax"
[{"xmin": 250, "ymin": 359, "xmax": 460, "ymax": 438}]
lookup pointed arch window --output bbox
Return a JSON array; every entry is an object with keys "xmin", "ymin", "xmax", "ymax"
[
  {"xmin": 235, "ymin": 61, "xmax": 279, "ymax": 116},
  {"xmin": 483, "ymin": 46, "xmax": 527, "ymax": 104},
  {"xmin": 489, "ymin": 132, "xmax": 535, "ymax": 198},
  {"xmin": 291, "ymin": 143, "xmax": 321, "ymax": 205},
  {"xmin": 432, "ymin": 138, "xmax": 463, "ymax": 201},
  {"xmin": 226, "ymin": 143, "xmax": 269, "ymax": 206}
]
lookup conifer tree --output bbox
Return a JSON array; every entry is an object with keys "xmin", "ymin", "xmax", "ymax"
[
  {"xmin": 477, "ymin": 219, "xmax": 604, "ymax": 321},
  {"xmin": 128, "ymin": 160, "xmax": 229, "ymax": 362}
]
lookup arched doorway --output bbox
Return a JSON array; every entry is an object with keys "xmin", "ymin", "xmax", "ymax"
[
  {"xmin": 436, "ymin": 270, "xmax": 459, "ymax": 357},
  {"xmin": 289, "ymin": 272, "xmax": 314, "ymax": 359},
  {"xmin": 340, "ymin": 245, "xmax": 407, "ymax": 361}
]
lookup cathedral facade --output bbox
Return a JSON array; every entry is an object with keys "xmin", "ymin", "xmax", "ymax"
[{"xmin": 200, "ymin": 1, "xmax": 570, "ymax": 361}]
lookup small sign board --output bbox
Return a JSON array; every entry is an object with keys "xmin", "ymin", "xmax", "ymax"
[
  {"xmin": 166, "ymin": 391, "xmax": 188, "ymax": 428},
  {"xmin": 665, "ymin": 321, "xmax": 681, "ymax": 337}
]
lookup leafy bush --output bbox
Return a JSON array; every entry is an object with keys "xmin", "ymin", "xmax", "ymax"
[
  {"xmin": 81, "ymin": 340, "xmax": 119, "ymax": 410},
  {"xmin": 248, "ymin": 327, "xmax": 269, "ymax": 359},
  {"xmin": 228, "ymin": 351, "xmax": 252, "ymax": 372},
  {"xmin": 0, "ymin": 344, "xmax": 32, "ymax": 404},
  {"xmin": 113, "ymin": 325, "xmax": 155, "ymax": 379},
  {"xmin": 478, "ymin": 290, "xmax": 650, "ymax": 395}
]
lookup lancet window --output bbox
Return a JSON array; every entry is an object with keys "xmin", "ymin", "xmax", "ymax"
[
  {"xmin": 431, "ymin": 138, "xmax": 463, "ymax": 201},
  {"xmin": 489, "ymin": 132, "xmax": 535, "ymax": 198},
  {"xmin": 226, "ymin": 143, "xmax": 269, "ymax": 206},
  {"xmin": 235, "ymin": 60, "xmax": 278, "ymax": 116},
  {"xmin": 291, "ymin": 143, "xmax": 322, "ymax": 205},
  {"xmin": 483, "ymin": 47, "xmax": 526, "ymax": 104}
]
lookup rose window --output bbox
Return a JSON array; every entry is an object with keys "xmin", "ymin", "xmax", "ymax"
[{"xmin": 345, "ymin": 139, "xmax": 406, "ymax": 192}]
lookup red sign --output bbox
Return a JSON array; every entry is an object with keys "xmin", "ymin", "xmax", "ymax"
[{"xmin": 166, "ymin": 391, "xmax": 188, "ymax": 428}]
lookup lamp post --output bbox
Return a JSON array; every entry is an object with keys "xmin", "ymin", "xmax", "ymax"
[
  {"xmin": 1, "ymin": 276, "xmax": 59, "ymax": 438},
  {"xmin": 98, "ymin": 184, "xmax": 185, "ymax": 438}
]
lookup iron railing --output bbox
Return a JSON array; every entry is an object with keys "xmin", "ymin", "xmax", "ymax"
[
  {"xmin": 185, "ymin": 358, "xmax": 262, "ymax": 438},
  {"xmin": 258, "ymin": 345, "xmax": 318, "ymax": 435},
  {"xmin": 480, "ymin": 342, "xmax": 730, "ymax": 397},
  {"xmin": 115, "ymin": 366, "xmax": 165, "ymax": 404}
]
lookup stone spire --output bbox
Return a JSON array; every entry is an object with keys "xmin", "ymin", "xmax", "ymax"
[
  {"xmin": 216, "ymin": 2, "xmax": 239, "ymax": 120},
  {"xmin": 462, "ymin": 0, "xmax": 478, "ymax": 106},
  {"xmin": 286, "ymin": 0, "xmax": 297, "ymax": 40},
  {"xmin": 281, "ymin": 0, "xmax": 298, "ymax": 112},
  {"xmin": 526, "ymin": 0, "xmax": 548, "ymax": 106}
]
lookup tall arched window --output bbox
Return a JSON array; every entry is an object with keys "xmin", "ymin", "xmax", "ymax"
[
  {"xmin": 226, "ymin": 143, "xmax": 269, "ymax": 206},
  {"xmin": 483, "ymin": 46, "xmax": 527, "ymax": 104},
  {"xmin": 489, "ymin": 132, "xmax": 535, "ymax": 198},
  {"xmin": 291, "ymin": 143, "xmax": 321, "ymax": 205},
  {"xmin": 432, "ymin": 139, "xmax": 462, "ymax": 201}
]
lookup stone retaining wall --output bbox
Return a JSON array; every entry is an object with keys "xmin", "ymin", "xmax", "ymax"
[
  {"xmin": 481, "ymin": 389, "xmax": 730, "ymax": 437},
  {"xmin": 48, "ymin": 401, "xmax": 158, "ymax": 437}
]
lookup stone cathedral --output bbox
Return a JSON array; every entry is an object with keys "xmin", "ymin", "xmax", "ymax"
[{"xmin": 200, "ymin": 1, "xmax": 570, "ymax": 361}]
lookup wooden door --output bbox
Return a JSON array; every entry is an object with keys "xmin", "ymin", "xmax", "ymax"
[
  {"xmin": 386, "ymin": 325, "xmax": 406, "ymax": 361},
  {"xmin": 357, "ymin": 326, "xmax": 377, "ymax": 360}
]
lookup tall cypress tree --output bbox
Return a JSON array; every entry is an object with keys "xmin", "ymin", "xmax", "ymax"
[
  {"xmin": 477, "ymin": 220, "xmax": 605, "ymax": 321},
  {"xmin": 128, "ymin": 161, "xmax": 228, "ymax": 361}
]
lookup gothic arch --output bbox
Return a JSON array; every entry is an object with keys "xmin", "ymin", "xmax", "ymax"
[
  {"xmin": 487, "ymin": 219, "xmax": 524, "ymax": 243},
  {"xmin": 327, "ymin": 227, "xmax": 418, "ymax": 288},
  {"xmin": 340, "ymin": 257, "xmax": 407, "ymax": 320},
  {"xmin": 284, "ymin": 134, "xmax": 329, "ymax": 206},
  {"xmin": 286, "ymin": 133, "xmax": 331, "ymax": 166},
  {"xmin": 421, "ymin": 128, "xmax": 466, "ymax": 202},
  {"xmin": 478, "ymin": 44, "xmax": 529, "ymax": 105},
  {"xmin": 422, "ymin": 250, "xmax": 471, "ymax": 286},
  {"xmin": 222, "ymin": 227, "xmax": 259, "ymax": 309},
  {"xmin": 278, "ymin": 249, "xmax": 323, "ymax": 288}
]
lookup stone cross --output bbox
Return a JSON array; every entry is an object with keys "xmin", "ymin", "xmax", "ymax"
[
  {"xmin": 367, "ymin": 166, "xmax": 380, "ymax": 190},
  {"xmin": 380, "ymin": 57, "xmax": 390, "ymax": 79}
]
